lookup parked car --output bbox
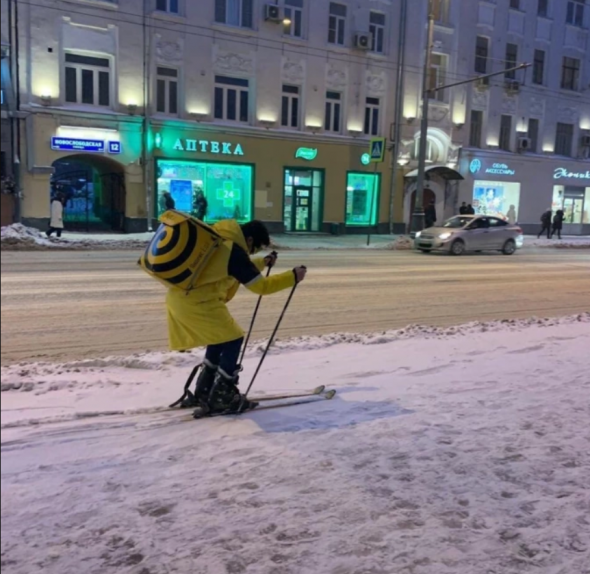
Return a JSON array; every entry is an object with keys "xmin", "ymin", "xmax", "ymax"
[{"xmin": 414, "ymin": 215, "xmax": 524, "ymax": 255}]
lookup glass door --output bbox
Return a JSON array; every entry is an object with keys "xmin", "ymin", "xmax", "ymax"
[{"xmin": 293, "ymin": 186, "xmax": 313, "ymax": 231}]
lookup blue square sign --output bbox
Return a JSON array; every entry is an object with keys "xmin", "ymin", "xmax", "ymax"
[
  {"xmin": 369, "ymin": 138, "xmax": 385, "ymax": 163},
  {"xmin": 108, "ymin": 141, "xmax": 122, "ymax": 154}
]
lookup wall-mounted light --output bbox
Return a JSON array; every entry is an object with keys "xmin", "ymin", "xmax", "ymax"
[
  {"xmin": 454, "ymin": 123, "xmax": 464, "ymax": 129},
  {"xmin": 348, "ymin": 129, "xmax": 363, "ymax": 138},
  {"xmin": 405, "ymin": 116, "xmax": 416, "ymax": 124},
  {"xmin": 40, "ymin": 94, "xmax": 52, "ymax": 106},
  {"xmin": 259, "ymin": 118, "xmax": 276, "ymax": 129},
  {"xmin": 305, "ymin": 123, "xmax": 322, "ymax": 134},
  {"xmin": 283, "ymin": 17, "xmax": 292, "ymax": 25},
  {"xmin": 398, "ymin": 158, "xmax": 409, "ymax": 166},
  {"xmin": 127, "ymin": 103, "xmax": 138, "ymax": 115}
]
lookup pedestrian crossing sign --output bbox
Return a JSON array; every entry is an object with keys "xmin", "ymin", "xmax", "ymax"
[{"xmin": 369, "ymin": 138, "xmax": 385, "ymax": 163}]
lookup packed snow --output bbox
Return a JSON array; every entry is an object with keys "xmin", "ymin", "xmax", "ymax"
[
  {"xmin": 2, "ymin": 314, "xmax": 589, "ymax": 574},
  {"xmin": 3, "ymin": 223, "xmax": 589, "ymax": 251}
]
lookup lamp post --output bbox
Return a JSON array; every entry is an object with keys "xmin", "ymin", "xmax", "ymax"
[{"xmin": 410, "ymin": 0, "xmax": 435, "ymax": 235}]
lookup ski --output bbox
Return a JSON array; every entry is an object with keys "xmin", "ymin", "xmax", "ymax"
[
  {"xmin": 192, "ymin": 390, "xmax": 337, "ymax": 420},
  {"xmin": 250, "ymin": 385, "xmax": 326, "ymax": 402}
]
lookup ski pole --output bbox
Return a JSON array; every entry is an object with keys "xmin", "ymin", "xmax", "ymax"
[
  {"xmin": 242, "ymin": 278, "xmax": 300, "ymax": 401},
  {"xmin": 238, "ymin": 251, "xmax": 277, "ymax": 365}
]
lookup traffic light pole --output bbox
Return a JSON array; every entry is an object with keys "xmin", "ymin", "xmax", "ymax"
[{"xmin": 410, "ymin": 0, "xmax": 435, "ymax": 235}]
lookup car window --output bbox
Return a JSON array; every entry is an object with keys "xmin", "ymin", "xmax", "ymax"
[
  {"xmin": 443, "ymin": 216, "xmax": 473, "ymax": 228},
  {"xmin": 488, "ymin": 218, "xmax": 508, "ymax": 227},
  {"xmin": 472, "ymin": 218, "xmax": 490, "ymax": 229}
]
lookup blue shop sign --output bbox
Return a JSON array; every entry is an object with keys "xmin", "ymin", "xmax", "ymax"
[
  {"xmin": 51, "ymin": 137, "xmax": 122, "ymax": 154},
  {"xmin": 469, "ymin": 158, "xmax": 516, "ymax": 177}
]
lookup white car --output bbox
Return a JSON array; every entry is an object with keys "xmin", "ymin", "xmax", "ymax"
[{"xmin": 414, "ymin": 215, "xmax": 524, "ymax": 255}]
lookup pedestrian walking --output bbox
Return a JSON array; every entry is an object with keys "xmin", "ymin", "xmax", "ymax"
[
  {"xmin": 424, "ymin": 200, "xmax": 437, "ymax": 228},
  {"xmin": 46, "ymin": 194, "xmax": 65, "ymax": 238},
  {"xmin": 194, "ymin": 191, "xmax": 208, "ymax": 221},
  {"xmin": 467, "ymin": 204, "xmax": 475, "ymax": 215},
  {"xmin": 551, "ymin": 209, "xmax": 564, "ymax": 240},
  {"xmin": 538, "ymin": 209, "xmax": 552, "ymax": 239},
  {"xmin": 459, "ymin": 202, "xmax": 468, "ymax": 215}
]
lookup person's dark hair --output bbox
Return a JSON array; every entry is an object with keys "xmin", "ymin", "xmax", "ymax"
[{"xmin": 241, "ymin": 220, "xmax": 270, "ymax": 251}]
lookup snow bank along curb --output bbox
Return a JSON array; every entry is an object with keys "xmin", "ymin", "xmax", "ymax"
[
  {"xmin": 2, "ymin": 313, "xmax": 588, "ymax": 386},
  {"xmin": 4, "ymin": 224, "xmax": 589, "ymax": 251}
]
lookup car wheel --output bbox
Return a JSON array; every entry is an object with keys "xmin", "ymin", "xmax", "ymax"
[
  {"xmin": 502, "ymin": 239, "xmax": 516, "ymax": 255},
  {"xmin": 419, "ymin": 249, "xmax": 431, "ymax": 253},
  {"xmin": 450, "ymin": 240, "xmax": 465, "ymax": 256}
]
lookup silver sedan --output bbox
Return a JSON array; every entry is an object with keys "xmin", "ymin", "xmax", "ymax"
[{"xmin": 414, "ymin": 215, "xmax": 524, "ymax": 255}]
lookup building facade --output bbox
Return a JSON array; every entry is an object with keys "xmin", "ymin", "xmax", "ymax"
[{"xmin": 4, "ymin": 0, "xmax": 590, "ymax": 234}]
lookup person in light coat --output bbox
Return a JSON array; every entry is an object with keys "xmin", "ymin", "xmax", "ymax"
[{"xmin": 46, "ymin": 194, "xmax": 65, "ymax": 238}]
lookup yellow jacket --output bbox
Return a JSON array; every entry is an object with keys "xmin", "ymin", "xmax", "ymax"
[{"xmin": 166, "ymin": 219, "xmax": 295, "ymax": 351}]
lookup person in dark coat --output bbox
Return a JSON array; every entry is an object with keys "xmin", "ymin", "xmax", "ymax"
[
  {"xmin": 162, "ymin": 191, "xmax": 175, "ymax": 211},
  {"xmin": 459, "ymin": 202, "xmax": 468, "ymax": 215},
  {"xmin": 467, "ymin": 204, "xmax": 475, "ymax": 215},
  {"xmin": 424, "ymin": 200, "xmax": 437, "ymax": 228},
  {"xmin": 538, "ymin": 209, "xmax": 552, "ymax": 239},
  {"xmin": 551, "ymin": 209, "xmax": 565, "ymax": 240},
  {"xmin": 194, "ymin": 191, "xmax": 208, "ymax": 221}
]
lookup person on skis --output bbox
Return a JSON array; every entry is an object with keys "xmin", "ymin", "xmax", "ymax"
[{"xmin": 166, "ymin": 219, "xmax": 307, "ymax": 414}]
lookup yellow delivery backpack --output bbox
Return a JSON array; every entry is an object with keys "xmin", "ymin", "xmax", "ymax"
[{"xmin": 139, "ymin": 210, "xmax": 223, "ymax": 292}]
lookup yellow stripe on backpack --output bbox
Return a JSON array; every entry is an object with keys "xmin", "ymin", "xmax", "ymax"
[{"xmin": 138, "ymin": 210, "xmax": 222, "ymax": 292}]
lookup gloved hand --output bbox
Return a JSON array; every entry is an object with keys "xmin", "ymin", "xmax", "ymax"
[
  {"xmin": 264, "ymin": 251, "xmax": 278, "ymax": 268},
  {"xmin": 293, "ymin": 266, "xmax": 307, "ymax": 283}
]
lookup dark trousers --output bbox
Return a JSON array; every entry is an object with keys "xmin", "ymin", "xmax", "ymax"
[
  {"xmin": 538, "ymin": 224, "xmax": 550, "ymax": 239},
  {"xmin": 46, "ymin": 227, "xmax": 62, "ymax": 238},
  {"xmin": 551, "ymin": 227, "xmax": 562, "ymax": 239},
  {"xmin": 205, "ymin": 338, "xmax": 244, "ymax": 376}
]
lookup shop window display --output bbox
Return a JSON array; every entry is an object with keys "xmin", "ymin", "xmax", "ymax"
[
  {"xmin": 345, "ymin": 172, "xmax": 380, "ymax": 226},
  {"xmin": 156, "ymin": 159, "xmax": 253, "ymax": 222},
  {"xmin": 472, "ymin": 180, "xmax": 521, "ymax": 223},
  {"xmin": 552, "ymin": 185, "xmax": 590, "ymax": 224}
]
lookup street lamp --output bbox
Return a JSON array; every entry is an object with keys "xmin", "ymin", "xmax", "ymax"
[{"xmin": 410, "ymin": 0, "xmax": 435, "ymax": 235}]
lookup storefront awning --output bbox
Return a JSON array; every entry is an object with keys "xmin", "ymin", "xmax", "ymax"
[{"xmin": 404, "ymin": 165, "xmax": 464, "ymax": 181}]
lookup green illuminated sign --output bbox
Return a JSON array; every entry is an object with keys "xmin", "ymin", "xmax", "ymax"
[
  {"xmin": 295, "ymin": 147, "xmax": 318, "ymax": 161},
  {"xmin": 361, "ymin": 153, "xmax": 370, "ymax": 166},
  {"xmin": 216, "ymin": 181, "xmax": 242, "ymax": 207}
]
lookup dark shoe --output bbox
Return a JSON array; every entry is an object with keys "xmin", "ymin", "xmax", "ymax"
[
  {"xmin": 180, "ymin": 359, "xmax": 217, "ymax": 408},
  {"xmin": 207, "ymin": 369, "xmax": 257, "ymax": 414}
]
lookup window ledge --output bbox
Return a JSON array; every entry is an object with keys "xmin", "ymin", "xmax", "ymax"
[
  {"xmin": 210, "ymin": 23, "xmax": 258, "ymax": 37},
  {"xmin": 61, "ymin": 0, "xmax": 119, "ymax": 10},
  {"xmin": 151, "ymin": 11, "xmax": 186, "ymax": 23},
  {"xmin": 281, "ymin": 36, "xmax": 308, "ymax": 46}
]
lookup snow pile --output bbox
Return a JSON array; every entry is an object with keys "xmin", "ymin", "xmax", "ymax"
[
  {"xmin": 1, "ymin": 318, "xmax": 589, "ymax": 574},
  {"xmin": 525, "ymin": 236, "xmax": 590, "ymax": 249},
  {"xmin": 0, "ymin": 223, "xmax": 59, "ymax": 250}
]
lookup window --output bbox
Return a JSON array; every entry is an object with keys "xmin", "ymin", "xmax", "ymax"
[
  {"xmin": 537, "ymin": 0, "xmax": 548, "ymax": 17},
  {"xmin": 528, "ymin": 118, "xmax": 539, "ymax": 153},
  {"xmin": 156, "ymin": 0, "xmax": 179, "ymax": 13},
  {"xmin": 324, "ymin": 91, "xmax": 341, "ymax": 133},
  {"xmin": 469, "ymin": 110, "xmax": 483, "ymax": 148},
  {"xmin": 505, "ymin": 43, "xmax": 518, "ymax": 79},
  {"xmin": 345, "ymin": 173, "xmax": 380, "ymax": 226},
  {"xmin": 214, "ymin": 76, "xmax": 249, "ymax": 123},
  {"xmin": 561, "ymin": 57, "xmax": 580, "ymax": 90},
  {"xmin": 499, "ymin": 115, "xmax": 512, "ymax": 151},
  {"xmin": 510, "ymin": 0, "xmax": 520, "ymax": 9},
  {"xmin": 328, "ymin": 3, "xmax": 347, "ymax": 45},
  {"xmin": 64, "ymin": 53, "xmax": 110, "ymax": 107},
  {"xmin": 432, "ymin": 0, "xmax": 448, "ymax": 23},
  {"xmin": 156, "ymin": 67, "xmax": 178, "ymax": 114},
  {"xmin": 566, "ymin": 0, "xmax": 584, "ymax": 26},
  {"xmin": 364, "ymin": 97, "xmax": 380, "ymax": 136},
  {"xmin": 215, "ymin": 0, "xmax": 253, "ymax": 28},
  {"xmin": 156, "ymin": 159, "xmax": 253, "ymax": 222},
  {"xmin": 412, "ymin": 138, "xmax": 437, "ymax": 162},
  {"xmin": 429, "ymin": 53, "xmax": 447, "ymax": 101},
  {"xmin": 284, "ymin": 0, "xmax": 303, "ymax": 38},
  {"xmin": 533, "ymin": 49, "xmax": 545, "ymax": 85},
  {"xmin": 369, "ymin": 12, "xmax": 385, "ymax": 53},
  {"xmin": 281, "ymin": 85, "xmax": 300, "ymax": 128},
  {"xmin": 475, "ymin": 36, "xmax": 489, "ymax": 74},
  {"xmin": 555, "ymin": 123, "xmax": 574, "ymax": 156}
]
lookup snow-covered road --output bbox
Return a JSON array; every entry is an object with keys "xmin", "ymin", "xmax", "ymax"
[
  {"xmin": 2, "ymin": 316, "xmax": 589, "ymax": 574},
  {"xmin": 2, "ymin": 248, "xmax": 589, "ymax": 364}
]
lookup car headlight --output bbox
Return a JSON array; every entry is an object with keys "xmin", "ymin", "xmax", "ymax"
[
  {"xmin": 415, "ymin": 231, "xmax": 422, "ymax": 238},
  {"xmin": 438, "ymin": 232, "xmax": 452, "ymax": 240}
]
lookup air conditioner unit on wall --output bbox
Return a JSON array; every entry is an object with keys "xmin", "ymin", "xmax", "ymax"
[
  {"xmin": 354, "ymin": 32, "xmax": 372, "ymax": 50},
  {"xmin": 518, "ymin": 136, "xmax": 532, "ymax": 151},
  {"xmin": 475, "ymin": 77, "xmax": 490, "ymax": 90},
  {"xmin": 264, "ymin": 3, "xmax": 282, "ymax": 22}
]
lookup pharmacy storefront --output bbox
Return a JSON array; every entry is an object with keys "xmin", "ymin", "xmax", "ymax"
[
  {"xmin": 152, "ymin": 127, "xmax": 392, "ymax": 234},
  {"xmin": 550, "ymin": 165, "xmax": 590, "ymax": 235}
]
